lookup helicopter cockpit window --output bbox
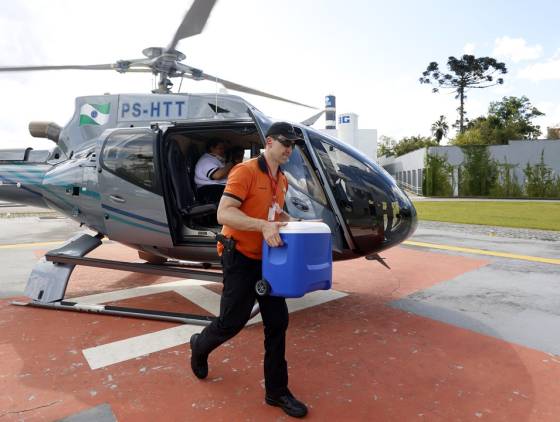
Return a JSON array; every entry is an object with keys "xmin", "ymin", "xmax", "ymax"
[
  {"xmin": 308, "ymin": 130, "xmax": 385, "ymax": 251},
  {"xmin": 282, "ymin": 146, "xmax": 327, "ymax": 206},
  {"xmin": 101, "ymin": 130, "xmax": 159, "ymax": 194}
]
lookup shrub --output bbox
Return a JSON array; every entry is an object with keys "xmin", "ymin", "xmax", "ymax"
[
  {"xmin": 523, "ymin": 150, "xmax": 559, "ymax": 197},
  {"xmin": 423, "ymin": 153, "xmax": 453, "ymax": 196},
  {"xmin": 490, "ymin": 158, "xmax": 523, "ymax": 197},
  {"xmin": 459, "ymin": 146, "xmax": 498, "ymax": 196}
]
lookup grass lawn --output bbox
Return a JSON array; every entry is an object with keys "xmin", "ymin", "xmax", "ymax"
[{"xmin": 413, "ymin": 201, "xmax": 560, "ymax": 231}]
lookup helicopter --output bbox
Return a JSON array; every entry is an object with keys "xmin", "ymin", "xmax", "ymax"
[{"xmin": 0, "ymin": 0, "xmax": 417, "ymax": 323}]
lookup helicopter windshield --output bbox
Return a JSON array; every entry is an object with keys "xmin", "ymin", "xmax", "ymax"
[
  {"xmin": 282, "ymin": 145, "xmax": 328, "ymax": 207},
  {"xmin": 306, "ymin": 130, "xmax": 416, "ymax": 254}
]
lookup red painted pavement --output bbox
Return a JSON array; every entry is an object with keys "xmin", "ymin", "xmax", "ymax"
[{"xmin": 1, "ymin": 244, "xmax": 559, "ymax": 421}]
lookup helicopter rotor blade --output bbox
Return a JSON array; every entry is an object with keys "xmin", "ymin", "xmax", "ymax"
[
  {"xmin": 301, "ymin": 110, "xmax": 326, "ymax": 126},
  {"xmin": 167, "ymin": 0, "xmax": 218, "ymax": 51},
  {"xmin": 0, "ymin": 64, "xmax": 117, "ymax": 72},
  {"xmin": 200, "ymin": 72, "xmax": 318, "ymax": 109}
]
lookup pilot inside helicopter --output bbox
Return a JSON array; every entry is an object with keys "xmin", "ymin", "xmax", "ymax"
[{"xmin": 194, "ymin": 140, "xmax": 244, "ymax": 204}]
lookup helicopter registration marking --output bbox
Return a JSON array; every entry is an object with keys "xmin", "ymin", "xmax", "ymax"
[
  {"xmin": 119, "ymin": 100, "xmax": 187, "ymax": 121},
  {"xmin": 79, "ymin": 278, "xmax": 346, "ymax": 370}
]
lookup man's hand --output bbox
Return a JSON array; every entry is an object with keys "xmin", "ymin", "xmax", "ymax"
[{"xmin": 262, "ymin": 221, "xmax": 287, "ymax": 247}]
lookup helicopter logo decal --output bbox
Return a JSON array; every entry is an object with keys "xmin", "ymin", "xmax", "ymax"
[{"xmin": 79, "ymin": 103, "xmax": 111, "ymax": 126}]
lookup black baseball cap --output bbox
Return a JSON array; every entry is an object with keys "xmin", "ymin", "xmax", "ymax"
[{"xmin": 265, "ymin": 122, "xmax": 303, "ymax": 141}]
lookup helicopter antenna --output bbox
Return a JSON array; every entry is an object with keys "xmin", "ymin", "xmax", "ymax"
[
  {"xmin": 178, "ymin": 75, "xmax": 184, "ymax": 93},
  {"xmin": 214, "ymin": 74, "xmax": 219, "ymax": 116}
]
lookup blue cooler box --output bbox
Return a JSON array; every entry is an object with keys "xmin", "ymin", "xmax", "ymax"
[{"xmin": 262, "ymin": 222, "xmax": 332, "ymax": 298}]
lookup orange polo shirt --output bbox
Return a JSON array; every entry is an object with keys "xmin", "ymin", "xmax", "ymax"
[{"xmin": 217, "ymin": 155, "xmax": 288, "ymax": 260}]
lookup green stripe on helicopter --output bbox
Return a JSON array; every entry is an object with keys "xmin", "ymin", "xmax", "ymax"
[{"xmin": 80, "ymin": 103, "xmax": 111, "ymax": 126}]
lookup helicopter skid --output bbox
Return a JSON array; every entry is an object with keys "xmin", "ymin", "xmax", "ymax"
[
  {"xmin": 11, "ymin": 299, "xmax": 217, "ymax": 326},
  {"xmin": 44, "ymin": 254, "xmax": 224, "ymax": 283},
  {"xmin": 17, "ymin": 233, "xmax": 262, "ymax": 324}
]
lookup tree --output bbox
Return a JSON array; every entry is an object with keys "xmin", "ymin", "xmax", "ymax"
[
  {"xmin": 487, "ymin": 96, "xmax": 543, "ymax": 140},
  {"xmin": 431, "ymin": 115, "xmax": 449, "ymax": 144},
  {"xmin": 419, "ymin": 55, "xmax": 507, "ymax": 133},
  {"xmin": 546, "ymin": 127, "xmax": 560, "ymax": 139},
  {"xmin": 547, "ymin": 127, "xmax": 560, "ymax": 139},
  {"xmin": 452, "ymin": 96, "xmax": 544, "ymax": 145},
  {"xmin": 393, "ymin": 135, "xmax": 438, "ymax": 157},
  {"xmin": 377, "ymin": 135, "xmax": 397, "ymax": 157}
]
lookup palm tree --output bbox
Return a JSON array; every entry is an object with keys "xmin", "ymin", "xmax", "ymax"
[{"xmin": 431, "ymin": 115, "xmax": 449, "ymax": 144}]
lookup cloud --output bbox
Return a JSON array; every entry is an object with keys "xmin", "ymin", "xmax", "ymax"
[
  {"xmin": 463, "ymin": 43, "xmax": 476, "ymax": 55},
  {"xmin": 493, "ymin": 36, "xmax": 543, "ymax": 63},
  {"xmin": 533, "ymin": 102, "xmax": 560, "ymax": 131},
  {"xmin": 518, "ymin": 50, "xmax": 560, "ymax": 81}
]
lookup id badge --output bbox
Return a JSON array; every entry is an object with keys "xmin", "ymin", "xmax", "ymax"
[{"xmin": 268, "ymin": 206, "xmax": 275, "ymax": 222}]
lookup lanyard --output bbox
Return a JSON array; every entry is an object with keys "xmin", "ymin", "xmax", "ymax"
[{"xmin": 263, "ymin": 156, "xmax": 280, "ymax": 203}]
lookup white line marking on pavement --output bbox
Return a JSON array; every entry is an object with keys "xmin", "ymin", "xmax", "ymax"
[
  {"xmin": 173, "ymin": 284, "xmax": 221, "ymax": 316},
  {"xmin": 83, "ymin": 325, "xmax": 203, "ymax": 370},
  {"xmin": 247, "ymin": 290, "xmax": 348, "ymax": 325},
  {"xmin": 80, "ymin": 284, "xmax": 347, "ymax": 370}
]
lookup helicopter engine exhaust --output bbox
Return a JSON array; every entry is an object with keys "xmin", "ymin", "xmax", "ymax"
[{"xmin": 28, "ymin": 121, "xmax": 61, "ymax": 144}]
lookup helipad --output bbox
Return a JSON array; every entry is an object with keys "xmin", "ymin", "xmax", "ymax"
[{"xmin": 1, "ymin": 235, "xmax": 560, "ymax": 421}]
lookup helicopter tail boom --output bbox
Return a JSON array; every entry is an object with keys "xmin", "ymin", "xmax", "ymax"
[{"xmin": 0, "ymin": 150, "xmax": 52, "ymax": 208}]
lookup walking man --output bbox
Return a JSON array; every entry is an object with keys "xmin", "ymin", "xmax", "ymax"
[{"xmin": 189, "ymin": 122, "xmax": 308, "ymax": 418}]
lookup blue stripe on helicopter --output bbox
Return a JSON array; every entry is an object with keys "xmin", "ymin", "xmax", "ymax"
[
  {"xmin": 105, "ymin": 213, "xmax": 170, "ymax": 235},
  {"xmin": 101, "ymin": 204, "xmax": 168, "ymax": 228},
  {"xmin": 0, "ymin": 174, "xmax": 44, "ymax": 197},
  {"xmin": 4, "ymin": 168, "xmax": 101, "ymax": 199},
  {"xmin": 5, "ymin": 171, "xmax": 77, "ymax": 209},
  {"xmin": 5, "ymin": 170, "xmax": 101, "ymax": 200}
]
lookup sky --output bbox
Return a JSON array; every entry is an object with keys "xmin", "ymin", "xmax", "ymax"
[{"xmin": 1, "ymin": 0, "xmax": 559, "ymax": 151}]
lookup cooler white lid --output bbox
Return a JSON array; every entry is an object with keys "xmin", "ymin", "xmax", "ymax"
[{"xmin": 279, "ymin": 221, "xmax": 331, "ymax": 234}]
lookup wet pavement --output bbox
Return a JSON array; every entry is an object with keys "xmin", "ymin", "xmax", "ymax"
[{"xmin": 0, "ymin": 216, "xmax": 559, "ymax": 421}]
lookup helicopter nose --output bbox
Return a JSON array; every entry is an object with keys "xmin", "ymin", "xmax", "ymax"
[{"xmin": 383, "ymin": 188, "xmax": 417, "ymax": 249}]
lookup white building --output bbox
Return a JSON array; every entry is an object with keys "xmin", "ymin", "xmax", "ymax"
[
  {"xmin": 379, "ymin": 139, "xmax": 560, "ymax": 196},
  {"xmin": 320, "ymin": 112, "xmax": 378, "ymax": 161}
]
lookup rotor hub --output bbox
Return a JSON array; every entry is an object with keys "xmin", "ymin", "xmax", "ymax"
[{"xmin": 142, "ymin": 47, "xmax": 186, "ymax": 61}]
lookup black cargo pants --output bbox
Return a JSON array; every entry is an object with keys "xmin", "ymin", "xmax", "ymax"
[{"xmin": 195, "ymin": 247, "xmax": 289, "ymax": 396}]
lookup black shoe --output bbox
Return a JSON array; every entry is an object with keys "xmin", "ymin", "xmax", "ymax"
[
  {"xmin": 190, "ymin": 333, "xmax": 208, "ymax": 379},
  {"xmin": 265, "ymin": 390, "xmax": 308, "ymax": 418}
]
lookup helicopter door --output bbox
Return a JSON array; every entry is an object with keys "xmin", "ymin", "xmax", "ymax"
[
  {"xmin": 246, "ymin": 108, "xmax": 347, "ymax": 252},
  {"xmin": 306, "ymin": 130, "xmax": 389, "ymax": 254},
  {"xmin": 98, "ymin": 128, "xmax": 173, "ymax": 247},
  {"xmin": 281, "ymin": 143, "xmax": 346, "ymax": 252}
]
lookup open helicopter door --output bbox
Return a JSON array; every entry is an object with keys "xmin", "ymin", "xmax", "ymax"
[
  {"xmin": 97, "ymin": 127, "xmax": 173, "ymax": 247},
  {"xmin": 248, "ymin": 110, "xmax": 348, "ymax": 253}
]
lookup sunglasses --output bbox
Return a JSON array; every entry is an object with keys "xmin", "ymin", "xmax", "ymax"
[{"xmin": 274, "ymin": 136, "xmax": 296, "ymax": 148}]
